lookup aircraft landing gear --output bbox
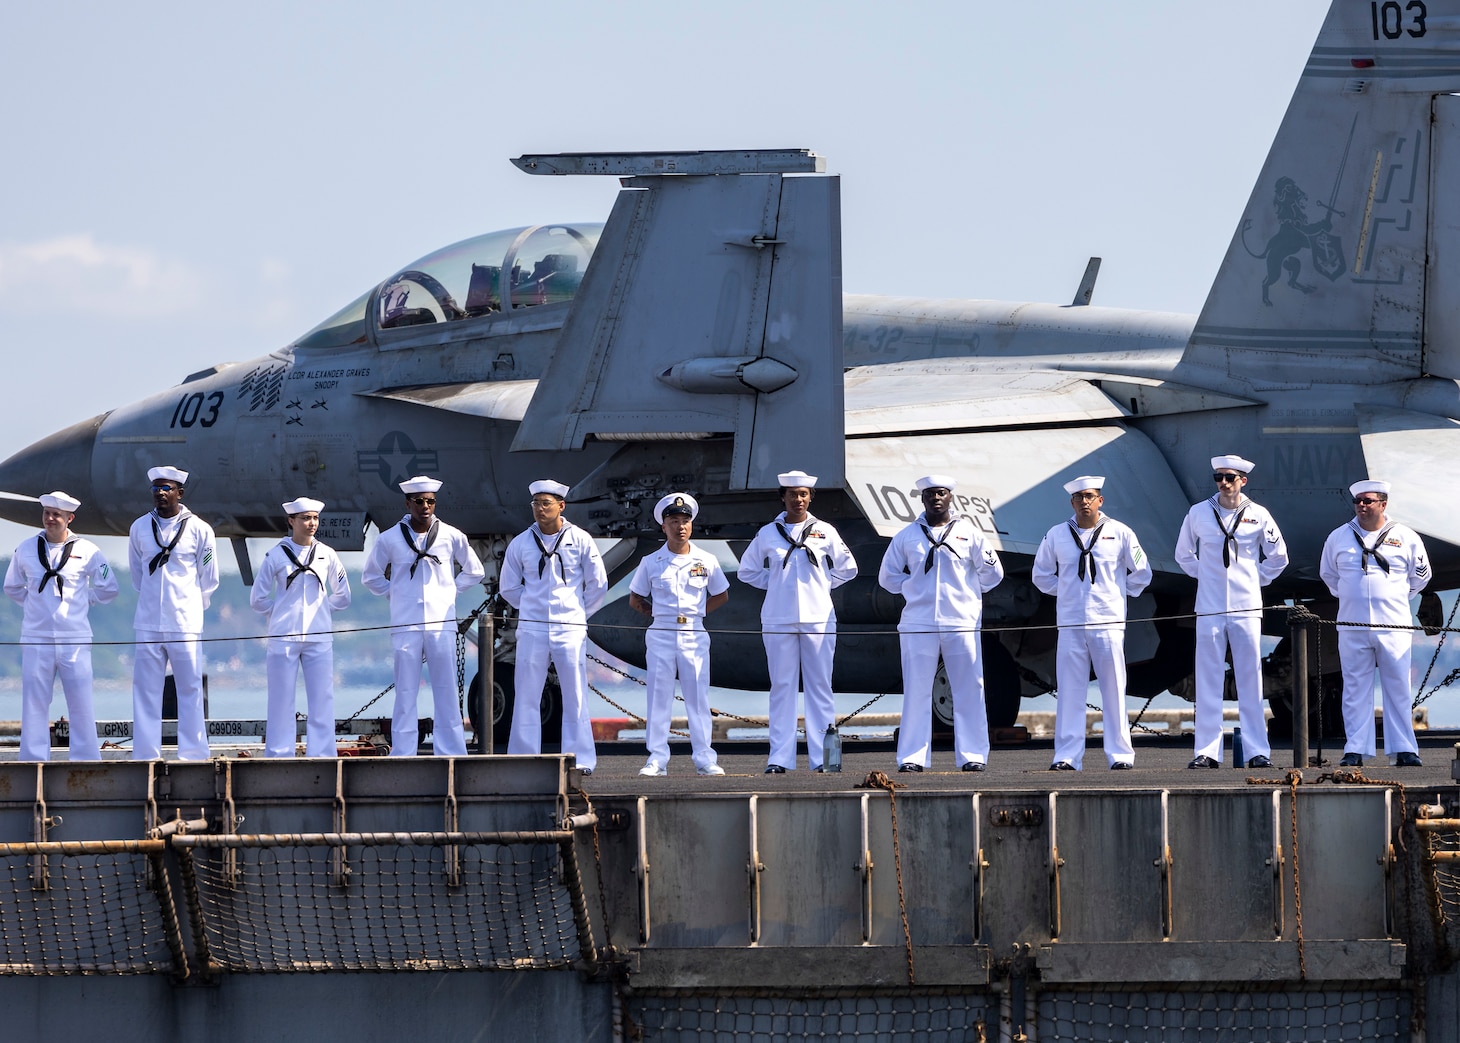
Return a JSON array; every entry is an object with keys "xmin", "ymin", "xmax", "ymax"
[
  {"xmin": 467, "ymin": 663, "xmax": 563, "ymax": 751},
  {"xmin": 929, "ymin": 634, "xmax": 1023, "ymax": 734}
]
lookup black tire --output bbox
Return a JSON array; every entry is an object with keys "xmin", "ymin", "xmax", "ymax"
[
  {"xmin": 928, "ymin": 635, "xmax": 1022, "ymax": 733},
  {"xmin": 471, "ymin": 663, "xmax": 565, "ymax": 750},
  {"xmin": 982, "ymin": 634, "xmax": 1021, "ymax": 729},
  {"xmin": 1267, "ymin": 674, "xmax": 1345, "ymax": 740}
]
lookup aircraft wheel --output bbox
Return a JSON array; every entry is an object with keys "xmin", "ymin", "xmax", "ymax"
[
  {"xmin": 929, "ymin": 638, "xmax": 1023, "ymax": 733},
  {"xmin": 982, "ymin": 634, "xmax": 1022, "ymax": 730},
  {"xmin": 1266, "ymin": 675, "xmax": 1345, "ymax": 740},
  {"xmin": 467, "ymin": 665, "xmax": 516, "ymax": 750},
  {"xmin": 931, "ymin": 661, "xmax": 954, "ymax": 735}
]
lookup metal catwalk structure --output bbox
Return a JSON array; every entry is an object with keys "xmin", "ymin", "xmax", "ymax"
[{"xmin": 0, "ymin": 755, "xmax": 1455, "ymax": 1041}]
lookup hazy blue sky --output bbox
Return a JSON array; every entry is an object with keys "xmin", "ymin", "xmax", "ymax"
[{"xmin": 0, "ymin": 0, "xmax": 1328, "ymax": 560}]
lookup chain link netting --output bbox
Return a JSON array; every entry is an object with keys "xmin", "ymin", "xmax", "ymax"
[
  {"xmin": 1036, "ymin": 987, "xmax": 1410, "ymax": 1042},
  {"xmin": 625, "ymin": 992, "xmax": 995, "ymax": 1043},
  {"xmin": 176, "ymin": 833, "xmax": 583, "ymax": 972},
  {"xmin": 0, "ymin": 847, "xmax": 178, "ymax": 974}
]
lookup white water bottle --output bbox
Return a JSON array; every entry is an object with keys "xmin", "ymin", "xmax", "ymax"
[{"xmin": 823, "ymin": 724, "xmax": 842, "ymax": 773}]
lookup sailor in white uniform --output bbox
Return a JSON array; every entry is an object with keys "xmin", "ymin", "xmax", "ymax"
[
  {"xmin": 4, "ymin": 492, "xmax": 119, "ymax": 761},
  {"xmin": 501, "ymin": 479, "xmax": 608, "ymax": 773},
  {"xmin": 877, "ymin": 474, "xmax": 1004, "ymax": 773},
  {"xmin": 737, "ymin": 470, "xmax": 858, "ymax": 773},
  {"xmin": 629, "ymin": 494, "xmax": 730, "ymax": 777},
  {"xmin": 362, "ymin": 476, "xmax": 485, "ymax": 757},
  {"xmin": 1174, "ymin": 455, "xmax": 1289, "ymax": 769},
  {"xmin": 129, "ymin": 466, "xmax": 219, "ymax": 761},
  {"xmin": 1319, "ymin": 480, "xmax": 1430, "ymax": 767},
  {"xmin": 1031, "ymin": 475, "xmax": 1152, "ymax": 771},
  {"xmin": 250, "ymin": 497, "xmax": 352, "ymax": 757}
]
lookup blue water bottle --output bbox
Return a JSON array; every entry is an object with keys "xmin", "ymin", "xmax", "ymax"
[{"xmin": 1232, "ymin": 726, "xmax": 1244, "ymax": 768}]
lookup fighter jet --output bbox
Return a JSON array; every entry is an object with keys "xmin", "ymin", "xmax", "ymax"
[{"xmin": 2, "ymin": 0, "xmax": 1457, "ymax": 742}]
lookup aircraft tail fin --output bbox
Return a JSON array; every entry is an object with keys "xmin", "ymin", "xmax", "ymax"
[
  {"xmin": 511, "ymin": 152, "xmax": 844, "ymax": 490},
  {"xmin": 1185, "ymin": 0, "xmax": 1460, "ymax": 383}
]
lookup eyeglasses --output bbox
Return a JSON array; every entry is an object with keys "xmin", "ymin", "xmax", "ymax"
[
  {"xmin": 1353, "ymin": 497, "xmax": 1386, "ymax": 506},
  {"xmin": 151, "ymin": 484, "xmax": 177, "ymax": 492},
  {"xmin": 1212, "ymin": 473, "xmax": 1242, "ymax": 483},
  {"xmin": 530, "ymin": 498, "xmax": 561, "ymax": 508},
  {"xmin": 409, "ymin": 497, "xmax": 436, "ymax": 506},
  {"xmin": 1070, "ymin": 492, "xmax": 1101, "ymax": 501}
]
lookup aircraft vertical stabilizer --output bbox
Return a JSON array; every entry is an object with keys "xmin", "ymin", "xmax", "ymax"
[
  {"xmin": 511, "ymin": 153, "xmax": 843, "ymax": 490},
  {"xmin": 1184, "ymin": 0, "xmax": 1460, "ymax": 385}
]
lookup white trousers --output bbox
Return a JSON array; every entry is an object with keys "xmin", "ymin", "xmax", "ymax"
[
  {"xmin": 265, "ymin": 640, "xmax": 336, "ymax": 758},
  {"xmin": 764, "ymin": 621, "xmax": 836, "ymax": 770},
  {"xmin": 1053, "ymin": 627, "xmax": 1133, "ymax": 769},
  {"xmin": 643, "ymin": 625, "xmax": 717, "ymax": 771},
  {"xmin": 389, "ymin": 629, "xmax": 466, "ymax": 757},
  {"xmin": 508, "ymin": 625, "xmax": 597, "ymax": 771},
  {"xmin": 21, "ymin": 643, "xmax": 100, "ymax": 761},
  {"xmin": 132, "ymin": 632, "xmax": 208, "ymax": 761},
  {"xmin": 1192, "ymin": 613, "xmax": 1269, "ymax": 762},
  {"xmin": 1337, "ymin": 626, "xmax": 1417, "ymax": 759},
  {"xmin": 897, "ymin": 629, "xmax": 987, "ymax": 768}
]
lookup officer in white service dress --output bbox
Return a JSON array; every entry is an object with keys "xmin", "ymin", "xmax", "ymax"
[
  {"xmin": 737, "ymin": 470, "xmax": 858, "ymax": 774},
  {"xmin": 1031, "ymin": 475, "xmax": 1152, "ymax": 771},
  {"xmin": 1319, "ymin": 480, "xmax": 1430, "ymax": 767},
  {"xmin": 362, "ymin": 476, "xmax": 485, "ymax": 757},
  {"xmin": 1174, "ymin": 455, "xmax": 1289, "ymax": 769},
  {"xmin": 4, "ymin": 491, "xmax": 119, "ymax": 761},
  {"xmin": 251, "ymin": 497, "xmax": 352, "ymax": 757},
  {"xmin": 878, "ymin": 475, "xmax": 1004, "ymax": 773},
  {"xmin": 129, "ymin": 466, "xmax": 219, "ymax": 761},
  {"xmin": 501, "ymin": 480, "xmax": 608, "ymax": 774},
  {"xmin": 629, "ymin": 494, "xmax": 730, "ymax": 777}
]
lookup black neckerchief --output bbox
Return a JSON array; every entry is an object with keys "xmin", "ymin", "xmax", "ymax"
[
  {"xmin": 1068, "ymin": 522, "xmax": 1105, "ymax": 582},
  {"xmin": 149, "ymin": 513, "xmax": 189, "ymax": 575},
  {"xmin": 399, "ymin": 520, "xmax": 441, "ymax": 578},
  {"xmin": 776, "ymin": 517, "xmax": 820, "ymax": 570},
  {"xmin": 35, "ymin": 535, "xmax": 75, "ymax": 595},
  {"xmin": 1210, "ymin": 498, "xmax": 1249, "ymax": 569},
  {"xmin": 532, "ymin": 523, "xmax": 569, "ymax": 581},
  {"xmin": 920, "ymin": 519, "xmax": 961, "ymax": 574},
  {"xmin": 1353, "ymin": 523, "xmax": 1394, "ymax": 575},
  {"xmin": 280, "ymin": 541, "xmax": 320, "ymax": 589}
]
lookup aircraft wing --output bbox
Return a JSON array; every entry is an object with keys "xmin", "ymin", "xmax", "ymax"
[
  {"xmin": 844, "ymin": 423, "xmax": 1190, "ymax": 571},
  {"xmin": 844, "ymin": 362, "xmax": 1259, "ymax": 435},
  {"xmin": 1356, "ymin": 404, "xmax": 1460, "ymax": 547}
]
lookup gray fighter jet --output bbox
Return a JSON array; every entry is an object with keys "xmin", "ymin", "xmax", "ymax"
[{"xmin": 2, "ymin": 0, "xmax": 1456, "ymax": 740}]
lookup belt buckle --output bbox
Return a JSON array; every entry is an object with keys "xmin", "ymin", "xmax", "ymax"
[{"xmin": 676, "ymin": 615, "xmax": 688, "ymax": 624}]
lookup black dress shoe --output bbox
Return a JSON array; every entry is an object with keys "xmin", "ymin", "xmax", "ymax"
[
  {"xmin": 1246, "ymin": 755, "xmax": 1273, "ymax": 769},
  {"xmin": 1188, "ymin": 755, "xmax": 1220, "ymax": 769},
  {"xmin": 1110, "ymin": 761, "xmax": 1134, "ymax": 770},
  {"xmin": 764, "ymin": 765, "xmax": 787, "ymax": 774},
  {"xmin": 1339, "ymin": 753, "xmax": 1363, "ymax": 767},
  {"xmin": 1395, "ymin": 751, "xmax": 1423, "ymax": 767},
  {"xmin": 1048, "ymin": 761, "xmax": 1076, "ymax": 771},
  {"xmin": 962, "ymin": 762, "xmax": 986, "ymax": 772},
  {"xmin": 897, "ymin": 763, "xmax": 924, "ymax": 773}
]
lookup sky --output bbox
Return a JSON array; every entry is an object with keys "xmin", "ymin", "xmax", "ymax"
[{"xmin": 0, "ymin": 0, "xmax": 1330, "ymax": 562}]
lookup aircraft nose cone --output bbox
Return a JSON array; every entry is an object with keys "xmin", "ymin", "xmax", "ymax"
[{"xmin": 0, "ymin": 412, "xmax": 105, "ymax": 527}]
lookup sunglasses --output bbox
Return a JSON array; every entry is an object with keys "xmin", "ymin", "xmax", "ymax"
[
  {"xmin": 151, "ymin": 484, "xmax": 178, "ymax": 492},
  {"xmin": 1212, "ymin": 473, "xmax": 1242, "ymax": 483},
  {"xmin": 1353, "ymin": 497, "xmax": 1385, "ymax": 506},
  {"xmin": 409, "ymin": 497, "xmax": 437, "ymax": 506}
]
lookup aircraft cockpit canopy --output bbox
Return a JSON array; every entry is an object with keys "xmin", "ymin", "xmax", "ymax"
[
  {"xmin": 377, "ymin": 223, "xmax": 602, "ymax": 331},
  {"xmin": 291, "ymin": 222, "xmax": 602, "ymax": 350}
]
